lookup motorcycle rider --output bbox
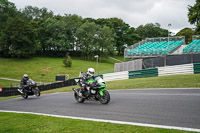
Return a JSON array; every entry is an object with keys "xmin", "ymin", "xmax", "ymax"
[
  {"xmin": 79, "ymin": 68, "xmax": 95, "ymax": 97},
  {"xmin": 20, "ymin": 74, "xmax": 29, "ymax": 93}
]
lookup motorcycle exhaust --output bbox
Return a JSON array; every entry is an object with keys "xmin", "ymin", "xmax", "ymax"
[
  {"xmin": 72, "ymin": 88, "xmax": 85, "ymax": 98},
  {"xmin": 17, "ymin": 89, "xmax": 23, "ymax": 94}
]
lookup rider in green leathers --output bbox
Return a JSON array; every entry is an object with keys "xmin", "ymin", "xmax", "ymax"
[{"xmin": 79, "ymin": 68, "xmax": 95, "ymax": 96}]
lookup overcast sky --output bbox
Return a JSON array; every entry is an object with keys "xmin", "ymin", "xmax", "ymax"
[{"xmin": 9, "ymin": 0, "xmax": 196, "ymax": 34}]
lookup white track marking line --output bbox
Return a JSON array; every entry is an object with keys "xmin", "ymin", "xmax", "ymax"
[{"xmin": 0, "ymin": 110, "xmax": 200, "ymax": 132}]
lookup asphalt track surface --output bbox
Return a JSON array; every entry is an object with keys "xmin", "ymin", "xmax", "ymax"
[{"xmin": 0, "ymin": 88, "xmax": 200, "ymax": 130}]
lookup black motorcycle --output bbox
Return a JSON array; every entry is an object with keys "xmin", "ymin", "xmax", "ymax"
[
  {"xmin": 72, "ymin": 76, "xmax": 110, "ymax": 104},
  {"xmin": 18, "ymin": 79, "xmax": 40, "ymax": 99}
]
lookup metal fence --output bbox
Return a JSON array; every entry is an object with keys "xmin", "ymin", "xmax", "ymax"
[
  {"xmin": 143, "ymin": 54, "xmax": 200, "ymax": 69},
  {"xmin": 114, "ymin": 59, "xmax": 142, "ymax": 72},
  {"xmin": 114, "ymin": 54, "xmax": 200, "ymax": 72}
]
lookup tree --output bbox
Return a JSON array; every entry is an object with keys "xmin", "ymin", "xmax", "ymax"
[
  {"xmin": 76, "ymin": 21, "xmax": 114, "ymax": 59},
  {"xmin": 125, "ymin": 27, "xmax": 141, "ymax": 46},
  {"xmin": 94, "ymin": 25, "xmax": 115, "ymax": 56},
  {"xmin": 63, "ymin": 53, "xmax": 72, "ymax": 67},
  {"xmin": 63, "ymin": 14, "xmax": 83, "ymax": 51},
  {"xmin": 103, "ymin": 18, "xmax": 130, "ymax": 55},
  {"xmin": 188, "ymin": 0, "xmax": 200, "ymax": 34},
  {"xmin": 19, "ymin": 6, "xmax": 54, "ymax": 52},
  {"xmin": 135, "ymin": 23, "xmax": 168, "ymax": 39},
  {"xmin": 0, "ymin": 17, "xmax": 37, "ymax": 58},
  {"xmin": 76, "ymin": 22, "xmax": 100, "ymax": 59},
  {"xmin": 176, "ymin": 28, "xmax": 195, "ymax": 44},
  {"xmin": 96, "ymin": 18, "xmax": 142, "ymax": 51},
  {"xmin": 0, "ymin": 0, "xmax": 18, "ymax": 29},
  {"xmin": 21, "ymin": 6, "xmax": 54, "ymax": 21},
  {"xmin": 188, "ymin": 0, "xmax": 200, "ymax": 25},
  {"xmin": 38, "ymin": 17, "xmax": 70, "ymax": 52}
]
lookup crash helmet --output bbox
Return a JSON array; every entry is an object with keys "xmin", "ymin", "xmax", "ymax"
[
  {"xmin": 87, "ymin": 68, "xmax": 95, "ymax": 76},
  {"xmin": 23, "ymin": 74, "xmax": 29, "ymax": 79}
]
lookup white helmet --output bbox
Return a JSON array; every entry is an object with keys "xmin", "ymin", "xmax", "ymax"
[
  {"xmin": 87, "ymin": 68, "xmax": 95, "ymax": 76},
  {"xmin": 23, "ymin": 74, "xmax": 28, "ymax": 78}
]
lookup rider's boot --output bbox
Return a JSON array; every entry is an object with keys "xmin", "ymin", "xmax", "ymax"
[
  {"xmin": 78, "ymin": 90, "xmax": 82, "ymax": 97},
  {"xmin": 79, "ymin": 87, "xmax": 85, "ymax": 97},
  {"xmin": 22, "ymin": 88, "xmax": 25, "ymax": 94}
]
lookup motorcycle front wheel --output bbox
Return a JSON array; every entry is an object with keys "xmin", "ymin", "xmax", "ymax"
[
  {"xmin": 74, "ymin": 89, "xmax": 85, "ymax": 103},
  {"xmin": 98, "ymin": 90, "xmax": 110, "ymax": 104},
  {"xmin": 21, "ymin": 92, "xmax": 28, "ymax": 99}
]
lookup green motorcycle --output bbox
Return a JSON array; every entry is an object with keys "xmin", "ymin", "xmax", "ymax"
[{"xmin": 72, "ymin": 76, "xmax": 110, "ymax": 104}]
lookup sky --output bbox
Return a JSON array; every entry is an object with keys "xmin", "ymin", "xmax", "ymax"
[{"xmin": 9, "ymin": 0, "xmax": 196, "ymax": 34}]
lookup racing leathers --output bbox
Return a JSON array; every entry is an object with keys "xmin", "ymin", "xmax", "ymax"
[
  {"xmin": 80, "ymin": 72, "xmax": 95, "ymax": 96},
  {"xmin": 20, "ymin": 77, "xmax": 29, "ymax": 92}
]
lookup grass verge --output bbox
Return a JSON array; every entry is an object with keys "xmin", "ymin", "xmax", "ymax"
[
  {"xmin": 0, "ymin": 95, "xmax": 20, "ymax": 101},
  {"xmin": 0, "ymin": 112, "xmax": 197, "ymax": 133},
  {"xmin": 107, "ymin": 74, "xmax": 200, "ymax": 90}
]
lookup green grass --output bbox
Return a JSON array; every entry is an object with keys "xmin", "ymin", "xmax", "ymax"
[
  {"xmin": 112, "ymin": 55, "xmax": 132, "ymax": 62},
  {"xmin": 0, "ymin": 80, "xmax": 20, "ymax": 87},
  {"xmin": 0, "ymin": 57, "xmax": 114, "ymax": 87},
  {"xmin": 0, "ymin": 112, "xmax": 197, "ymax": 133},
  {"xmin": 107, "ymin": 74, "xmax": 200, "ymax": 90},
  {"xmin": 0, "ymin": 95, "xmax": 20, "ymax": 101}
]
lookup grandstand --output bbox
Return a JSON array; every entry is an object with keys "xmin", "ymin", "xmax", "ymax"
[
  {"xmin": 124, "ymin": 36, "xmax": 186, "ymax": 58},
  {"xmin": 125, "ymin": 35, "xmax": 200, "ymax": 58},
  {"xmin": 183, "ymin": 35, "xmax": 200, "ymax": 54}
]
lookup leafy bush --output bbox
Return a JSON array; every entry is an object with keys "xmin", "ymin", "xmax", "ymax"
[{"xmin": 63, "ymin": 53, "xmax": 72, "ymax": 67}]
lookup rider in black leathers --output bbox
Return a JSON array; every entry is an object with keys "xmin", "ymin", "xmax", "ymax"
[{"xmin": 20, "ymin": 74, "xmax": 29, "ymax": 93}]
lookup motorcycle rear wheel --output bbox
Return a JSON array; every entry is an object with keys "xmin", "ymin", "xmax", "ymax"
[
  {"xmin": 34, "ymin": 87, "xmax": 40, "ymax": 97},
  {"xmin": 99, "ymin": 90, "xmax": 110, "ymax": 104}
]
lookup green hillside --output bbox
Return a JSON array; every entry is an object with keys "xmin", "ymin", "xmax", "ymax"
[{"xmin": 0, "ymin": 57, "xmax": 115, "ymax": 87}]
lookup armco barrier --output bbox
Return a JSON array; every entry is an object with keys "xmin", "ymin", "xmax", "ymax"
[
  {"xmin": 157, "ymin": 64, "xmax": 194, "ymax": 76},
  {"xmin": 0, "ymin": 78, "xmax": 76, "ymax": 97},
  {"xmin": 129, "ymin": 68, "xmax": 158, "ymax": 79},
  {"xmin": 103, "ymin": 71, "xmax": 128, "ymax": 81},
  {"xmin": 194, "ymin": 63, "xmax": 200, "ymax": 74},
  {"xmin": 0, "ymin": 87, "xmax": 19, "ymax": 97}
]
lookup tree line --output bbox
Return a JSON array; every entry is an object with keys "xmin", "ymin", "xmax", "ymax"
[{"xmin": 0, "ymin": 0, "xmax": 199, "ymax": 58}]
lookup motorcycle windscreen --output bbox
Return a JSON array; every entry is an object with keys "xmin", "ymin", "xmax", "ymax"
[
  {"xmin": 95, "ymin": 77, "xmax": 106, "ymax": 88},
  {"xmin": 27, "ymin": 79, "xmax": 35, "ymax": 86}
]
